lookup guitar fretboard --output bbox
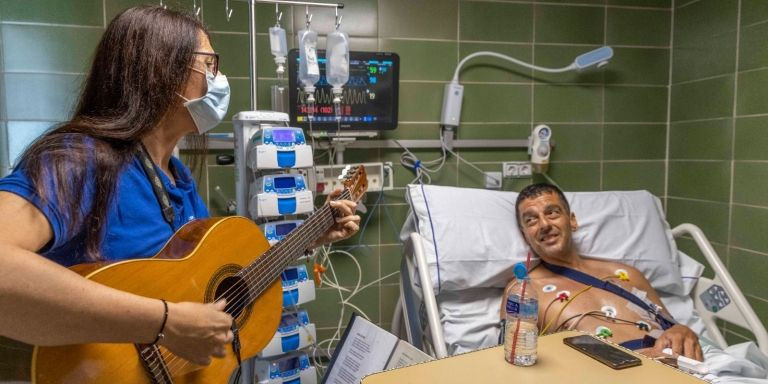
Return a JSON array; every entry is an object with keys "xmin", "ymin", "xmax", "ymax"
[{"xmin": 235, "ymin": 190, "xmax": 352, "ymax": 303}]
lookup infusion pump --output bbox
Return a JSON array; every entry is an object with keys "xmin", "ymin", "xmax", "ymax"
[{"xmin": 248, "ymin": 127, "xmax": 313, "ymax": 170}]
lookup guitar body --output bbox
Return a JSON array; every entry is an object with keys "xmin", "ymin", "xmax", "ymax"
[{"xmin": 32, "ymin": 216, "xmax": 283, "ymax": 383}]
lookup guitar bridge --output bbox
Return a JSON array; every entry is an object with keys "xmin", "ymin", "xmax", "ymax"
[{"xmin": 135, "ymin": 343, "xmax": 173, "ymax": 384}]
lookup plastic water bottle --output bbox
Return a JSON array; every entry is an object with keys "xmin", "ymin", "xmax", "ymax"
[
  {"xmin": 504, "ymin": 263, "xmax": 538, "ymax": 366},
  {"xmin": 297, "ymin": 28, "xmax": 319, "ymax": 107}
]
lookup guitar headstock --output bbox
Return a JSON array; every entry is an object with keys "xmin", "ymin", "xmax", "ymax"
[{"xmin": 340, "ymin": 165, "xmax": 368, "ymax": 202}]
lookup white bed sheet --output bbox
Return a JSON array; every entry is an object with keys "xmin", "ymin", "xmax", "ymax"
[{"xmin": 699, "ymin": 340, "xmax": 768, "ymax": 382}]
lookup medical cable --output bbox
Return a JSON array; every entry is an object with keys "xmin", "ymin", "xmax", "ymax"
[
  {"xmin": 308, "ymin": 193, "xmax": 399, "ymax": 370},
  {"xmin": 566, "ymin": 312, "xmax": 638, "ymax": 332},
  {"xmin": 395, "ymin": 136, "xmax": 447, "ymax": 185},
  {"xmin": 312, "ymin": 247, "xmax": 345, "ymax": 373},
  {"xmin": 601, "ymin": 272, "xmax": 630, "ymax": 282},
  {"xmin": 396, "ymin": 129, "xmax": 502, "ymax": 186},
  {"xmin": 311, "ymin": 245, "xmax": 357, "ymax": 371},
  {"xmin": 539, "ymin": 285, "xmax": 592, "ymax": 335},
  {"xmin": 539, "ymin": 292, "xmax": 569, "ymax": 334},
  {"xmin": 439, "ymin": 141, "xmax": 502, "ymax": 186},
  {"xmin": 312, "ymin": 251, "xmax": 400, "ymax": 369},
  {"xmin": 556, "ymin": 311, "xmax": 601, "ymax": 332},
  {"xmin": 311, "ymin": 246, "xmax": 369, "ymax": 365},
  {"xmin": 356, "ymin": 189, "xmax": 384, "ymax": 247}
]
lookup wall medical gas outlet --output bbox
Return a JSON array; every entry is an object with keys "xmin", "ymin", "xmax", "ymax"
[
  {"xmin": 249, "ymin": 174, "xmax": 314, "ymax": 218},
  {"xmin": 249, "ymin": 127, "xmax": 313, "ymax": 170}
]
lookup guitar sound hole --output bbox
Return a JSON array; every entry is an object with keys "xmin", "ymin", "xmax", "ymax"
[{"xmin": 214, "ymin": 276, "xmax": 251, "ymax": 319}]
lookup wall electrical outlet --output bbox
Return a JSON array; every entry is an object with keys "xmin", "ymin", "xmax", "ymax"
[
  {"xmin": 305, "ymin": 162, "xmax": 394, "ymax": 195},
  {"xmin": 503, "ymin": 162, "xmax": 533, "ymax": 178}
]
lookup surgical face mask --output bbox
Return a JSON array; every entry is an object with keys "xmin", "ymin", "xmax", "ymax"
[{"xmin": 178, "ymin": 69, "xmax": 230, "ymax": 134}]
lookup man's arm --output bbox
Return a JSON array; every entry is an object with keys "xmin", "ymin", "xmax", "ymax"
[
  {"xmin": 623, "ymin": 265, "xmax": 703, "ymax": 361},
  {"xmin": 0, "ymin": 192, "xmax": 233, "ymax": 365}
]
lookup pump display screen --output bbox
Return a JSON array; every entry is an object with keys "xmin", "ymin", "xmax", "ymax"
[
  {"xmin": 278, "ymin": 356, "xmax": 300, "ymax": 372},
  {"xmin": 276, "ymin": 222, "xmax": 297, "ymax": 236},
  {"xmin": 272, "ymin": 130, "xmax": 295, "ymax": 143},
  {"xmin": 282, "ymin": 268, "xmax": 299, "ymax": 282},
  {"xmin": 274, "ymin": 176, "xmax": 296, "ymax": 189},
  {"xmin": 288, "ymin": 50, "xmax": 399, "ymax": 131}
]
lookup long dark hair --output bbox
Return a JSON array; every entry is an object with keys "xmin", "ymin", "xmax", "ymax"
[{"xmin": 19, "ymin": 6, "xmax": 208, "ymax": 261}]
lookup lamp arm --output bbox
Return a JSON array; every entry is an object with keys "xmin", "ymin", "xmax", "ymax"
[{"xmin": 451, "ymin": 51, "xmax": 576, "ymax": 82}]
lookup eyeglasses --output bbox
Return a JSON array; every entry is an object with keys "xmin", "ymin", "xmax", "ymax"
[{"xmin": 193, "ymin": 51, "xmax": 220, "ymax": 75}]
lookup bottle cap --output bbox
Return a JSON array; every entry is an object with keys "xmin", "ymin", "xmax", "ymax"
[{"xmin": 513, "ymin": 263, "xmax": 528, "ymax": 280}]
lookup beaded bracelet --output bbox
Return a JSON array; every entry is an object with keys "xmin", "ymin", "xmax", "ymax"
[{"xmin": 152, "ymin": 299, "xmax": 168, "ymax": 345}]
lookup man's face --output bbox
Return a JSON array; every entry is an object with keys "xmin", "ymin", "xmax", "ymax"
[{"xmin": 517, "ymin": 192, "xmax": 578, "ymax": 259}]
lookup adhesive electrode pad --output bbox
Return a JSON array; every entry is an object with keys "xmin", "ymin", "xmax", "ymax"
[
  {"xmin": 601, "ymin": 305, "xmax": 617, "ymax": 318},
  {"xmin": 614, "ymin": 269, "xmax": 629, "ymax": 281},
  {"xmin": 595, "ymin": 326, "xmax": 613, "ymax": 338},
  {"xmin": 543, "ymin": 284, "xmax": 557, "ymax": 293}
]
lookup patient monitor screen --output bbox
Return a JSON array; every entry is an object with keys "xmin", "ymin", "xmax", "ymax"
[{"xmin": 288, "ymin": 49, "xmax": 400, "ymax": 131}]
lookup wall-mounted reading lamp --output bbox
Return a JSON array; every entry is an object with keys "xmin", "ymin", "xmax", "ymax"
[{"xmin": 440, "ymin": 46, "xmax": 614, "ymax": 136}]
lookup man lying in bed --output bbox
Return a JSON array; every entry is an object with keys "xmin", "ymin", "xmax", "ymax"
[{"xmin": 501, "ymin": 183, "xmax": 703, "ymax": 361}]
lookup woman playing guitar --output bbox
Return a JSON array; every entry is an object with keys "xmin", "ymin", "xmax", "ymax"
[{"xmin": 0, "ymin": 6, "xmax": 360, "ymax": 382}]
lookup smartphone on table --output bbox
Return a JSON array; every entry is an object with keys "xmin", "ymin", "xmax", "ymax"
[{"xmin": 563, "ymin": 334, "xmax": 642, "ymax": 370}]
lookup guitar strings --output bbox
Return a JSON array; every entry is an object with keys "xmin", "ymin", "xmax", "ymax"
[
  {"xmin": 156, "ymin": 205, "xmax": 337, "ymax": 375},
  {"xmin": 159, "ymin": 200, "xmax": 341, "ymax": 374},
  {"xmin": 223, "ymin": 188, "xmax": 351, "ymax": 306},
  {"xmin": 156, "ymin": 188, "xmax": 354, "ymax": 375},
  {"xmin": 156, "ymin": 204, "xmax": 337, "ymax": 375}
]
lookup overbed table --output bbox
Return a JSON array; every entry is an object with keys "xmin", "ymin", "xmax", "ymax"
[{"xmin": 361, "ymin": 330, "xmax": 705, "ymax": 383}]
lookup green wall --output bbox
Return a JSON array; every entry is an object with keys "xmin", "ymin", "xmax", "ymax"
[
  {"xmin": 2, "ymin": 0, "xmax": 764, "ymax": 368},
  {"xmin": 668, "ymin": 0, "xmax": 768, "ymax": 344}
]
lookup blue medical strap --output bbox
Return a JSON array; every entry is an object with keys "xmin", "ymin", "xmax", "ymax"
[{"xmin": 540, "ymin": 260, "xmax": 676, "ymax": 330}]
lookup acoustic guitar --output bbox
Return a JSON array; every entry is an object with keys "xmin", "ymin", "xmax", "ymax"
[{"xmin": 31, "ymin": 166, "xmax": 368, "ymax": 383}]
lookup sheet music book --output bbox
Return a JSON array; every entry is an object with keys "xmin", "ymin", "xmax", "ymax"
[{"xmin": 321, "ymin": 314, "xmax": 433, "ymax": 384}]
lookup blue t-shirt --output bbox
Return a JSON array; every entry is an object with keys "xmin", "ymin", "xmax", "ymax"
[{"xmin": 0, "ymin": 154, "xmax": 209, "ymax": 267}]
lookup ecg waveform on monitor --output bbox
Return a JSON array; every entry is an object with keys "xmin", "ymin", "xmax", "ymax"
[
  {"xmin": 315, "ymin": 75, "xmax": 370, "ymax": 87},
  {"xmin": 296, "ymin": 88, "xmax": 370, "ymax": 105}
]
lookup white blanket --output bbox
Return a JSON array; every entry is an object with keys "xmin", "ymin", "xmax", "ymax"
[{"xmin": 698, "ymin": 339, "xmax": 768, "ymax": 382}]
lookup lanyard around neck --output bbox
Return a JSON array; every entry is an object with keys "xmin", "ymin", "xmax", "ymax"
[
  {"xmin": 540, "ymin": 260, "xmax": 676, "ymax": 330},
  {"xmin": 136, "ymin": 143, "xmax": 175, "ymax": 227}
]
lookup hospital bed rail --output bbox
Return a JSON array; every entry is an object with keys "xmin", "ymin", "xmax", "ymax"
[
  {"xmin": 672, "ymin": 223, "xmax": 768, "ymax": 356},
  {"xmin": 393, "ymin": 224, "xmax": 768, "ymax": 358}
]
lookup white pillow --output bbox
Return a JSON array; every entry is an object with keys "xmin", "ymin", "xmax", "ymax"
[{"xmin": 403, "ymin": 185, "xmax": 699, "ymax": 296}]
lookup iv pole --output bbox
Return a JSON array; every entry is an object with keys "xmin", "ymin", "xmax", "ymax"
[
  {"xmin": 199, "ymin": 0, "xmax": 543, "ymax": 155},
  {"xmin": 238, "ymin": 0, "xmax": 345, "ymax": 110}
]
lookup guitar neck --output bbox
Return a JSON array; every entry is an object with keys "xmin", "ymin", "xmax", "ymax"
[{"xmin": 237, "ymin": 190, "xmax": 351, "ymax": 301}]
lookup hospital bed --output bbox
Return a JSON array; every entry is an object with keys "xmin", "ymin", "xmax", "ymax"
[{"xmin": 392, "ymin": 184, "xmax": 768, "ymax": 381}]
